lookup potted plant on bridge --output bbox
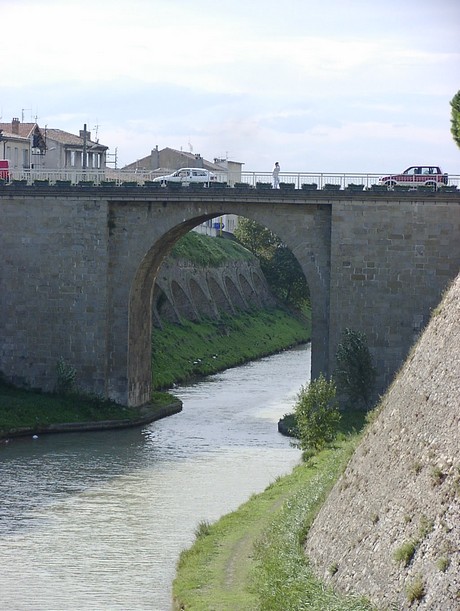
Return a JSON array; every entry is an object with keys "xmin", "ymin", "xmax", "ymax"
[
  {"xmin": 279, "ymin": 182, "xmax": 296, "ymax": 191},
  {"xmin": 345, "ymin": 183, "xmax": 364, "ymax": 192},
  {"xmin": 301, "ymin": 183, "xmax": 318, "ymax": 191},
  {"xmin": 370, "ymin": 184, "xmax": 388, "ymax": 193},
  {"xmin": 143, "ymin": 180, "xmax": 162, "ymax": 188},
  {"xmin": 256, "ymin": 182, "xmax": 272, "ymax": 190}
]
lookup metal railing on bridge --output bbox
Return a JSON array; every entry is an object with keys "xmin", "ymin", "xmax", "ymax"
[{"xmin": 2, "ymin": 169, "xmax": 460, "ymax": 190}]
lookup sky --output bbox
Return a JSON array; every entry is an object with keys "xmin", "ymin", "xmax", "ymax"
[{"xmin": 2, "ymin": 0, "xmax": 460, "ymax": 173}]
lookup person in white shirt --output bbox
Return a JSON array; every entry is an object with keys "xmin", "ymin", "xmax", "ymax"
[{"xmin": 272, "ymin": 162, "xmax": 280, "ymax": 188}]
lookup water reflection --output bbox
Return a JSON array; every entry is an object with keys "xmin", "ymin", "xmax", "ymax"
[{"xmin": 0, "ymin": 344, "xmax": 310, "ymax": 610}]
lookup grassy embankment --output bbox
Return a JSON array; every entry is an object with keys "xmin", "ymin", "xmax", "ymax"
[
  {"xmin": 172, "ymin": 410, "xmax": 375, "ymax": 611},
  {"xmin": 153, "ymin": 310, "xmax": 309, "ymax": 389},
  {"xmin": 153, "ymin": 231, "xmax": 310, "ymax": 389},
  {"xmin": 0, "ymin": 233, "xmax": 310, "ymax": 436}
]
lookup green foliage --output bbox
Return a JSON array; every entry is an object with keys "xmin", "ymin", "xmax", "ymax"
[
  {"xmin": 55, "ymin": 357, "xmax": 76, "ymax": 394},
  {"xmin": 294, "ymin": 374, "xmax": 341, "ymax": 455},
  {"xmin": 335, "ymin": 328, "xmax": 377, "ymax": 409},
  {"xmin": 393, "ymin": 540, "xmax": 418, "ymax": 567},
  {"xmin": 170, "ymin": 231, "xmax": 253, "ymax": 266},
  {"xmin": 174, "ymin": 439, "xmax": 374, "ymax": 611},
  {"xmin": 152, "ymin": 309, "xmax": 310, "ymax": 389},
  {"xmin": 194, "ymin": 520, "xmax": 212, "ymax": 539},
  {"xmin": 450, "ymin": 90, "xmax": 460, "ymax": 150},
  {"xmin": 436, "ymin": 556, "xmax": 450, "ymax": 572},
  {"xmin": 234, "ymin": 217, "xmax": 310, "ymax": 309},
  {"xmin": 405, "ymin": 575, "xmax": 425, "ymax": 603}
]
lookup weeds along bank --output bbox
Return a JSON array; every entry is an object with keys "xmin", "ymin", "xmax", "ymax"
[
  {"xmin": 172, "ymin": 414, "xmax": 374, "ymax": 611},
  {"xmin": 152, "ymin": 310, "xmax": 310, "ymax": 389}
]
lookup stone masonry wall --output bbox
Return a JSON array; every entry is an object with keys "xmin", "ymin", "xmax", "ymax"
[
  {"xmin": 152, "ymin": 257, "xmax": 276, "ymax": 326},
  {"xmin": 328, "ymin": 198, "xmax": 460, "ymax": 397},
  {"xmin": 305, "ymin": 272, "xmax": 460, "ymax": 610},
  {"xmin": 1, "ymin": 195, "xmax": 110, "ymax": 395}
]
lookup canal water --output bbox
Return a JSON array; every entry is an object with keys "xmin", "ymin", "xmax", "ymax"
[{"xmin": 0, "ymin": 344, "xmax": 310, "ymax": 611}]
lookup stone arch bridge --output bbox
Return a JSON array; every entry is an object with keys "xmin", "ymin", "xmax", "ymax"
[{"xmin": 1, "ymin": 186, "xmax": 459, "ymax": 406}]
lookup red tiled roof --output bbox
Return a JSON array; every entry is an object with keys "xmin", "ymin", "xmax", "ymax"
[
  {"xmin": 0, "ymin": 122, "xmax": 36, "ymax": 138},
  {"xmin": 45, "ymin": 128, "xmax": 108, "ymax": 150}
]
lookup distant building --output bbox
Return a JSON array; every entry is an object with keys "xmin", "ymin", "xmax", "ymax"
[
  {"xmin": 123, "ymin": 146, "xmax": 243, "ymax": 185},
  {"xmin": 0, "ymin": 118, "xmax": 46, "ymax": 170},
  {"xmin": 43, "ymin": 127, "xmax": 108, "ymax": 171},
  {"xmin": 0, "ymin": 119, "xmax": 108, "ymax": 175}
]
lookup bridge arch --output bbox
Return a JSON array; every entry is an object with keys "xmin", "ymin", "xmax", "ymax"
[{"xmin": 122, "ymin": 204, "xmax": 330, "ymax": 406}]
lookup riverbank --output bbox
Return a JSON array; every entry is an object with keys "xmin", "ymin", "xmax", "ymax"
[
  {"xmin": 172, "ymin": 410, "xmax": 373, "ymax": 610},
  {"xmin": 153, "ymin": 307, "xmax": 310, "ymax": 389},
  {"xmin": 0, "ymin": 307, "xmax": 310, "ymax": 439},
  {"xmin": 0, "ymin": 385, "xmax": 182, "ymax": 441}
]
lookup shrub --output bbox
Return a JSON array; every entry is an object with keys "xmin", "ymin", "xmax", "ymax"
[
  {"xmin": 55, "ymin": 357, "xmax": 76, "ymax": 394},
  {"xmin": 394, "ymin": 540, "xmax": 418, "ymax": 567},
  {"xmin": 335, "ymin": 328, "xmax": 377, "ymax": 408},
  {"xmin": 294, "ymin": 374, "xmax": 341, "ymax": 456},
  {"xmin": 406, "ymin": 575, "xmax": 425, "ymax": 603},
  {"xmin": 194, "ymin": 520, "xmax": 212, "ymax": 539}
]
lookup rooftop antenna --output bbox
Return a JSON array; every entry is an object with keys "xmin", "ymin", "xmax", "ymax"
[
  {"xmin": 93, "ymin": 121, "xmax": 99, "ymax": 142},
  {"xmin": 21, "ymin": 108, "xmax": 32, "ymax": 122}
]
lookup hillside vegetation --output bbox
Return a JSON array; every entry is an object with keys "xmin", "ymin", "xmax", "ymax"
[
  {"xmin": 170, "ymin": 231, "xmax": 254, "ymax": 265},
  {"xmin": 153, "ymin": 310, "xmax": 310, "ymax": 389}
]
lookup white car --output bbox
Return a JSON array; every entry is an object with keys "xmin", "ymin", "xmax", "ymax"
[{"xmin": 152, "ymin": 168, "xmax": 217, "ymax": 186}]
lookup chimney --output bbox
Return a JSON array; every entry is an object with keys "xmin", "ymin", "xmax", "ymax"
[
  {"xmin": 151, "ymin": 146, "xmax": 160, "ymax": 170},
  {"xmin": 80, "ymin": 129, "xmax": 91, "ymax": 141},
  {"xmin": 12, "ymin": 118, "xmax": 20, "ymax": 134}
]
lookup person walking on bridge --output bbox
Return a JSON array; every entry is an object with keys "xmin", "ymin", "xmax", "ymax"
[{"xmin": 272, "ymin": 161, "xmax": 280, "ymax": 188}]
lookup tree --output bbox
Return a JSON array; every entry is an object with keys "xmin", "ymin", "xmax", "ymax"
[
  {"xmin": 450, "ymin": 90, "xmax": 460, "ymax": 150},
  {"xmin": 334, "ymin": 328, "xmax": 376, "ymax": 409},
  {"xmin": 234, "ymin": 218, "xmax": 310, "ymax": 309},
  {"xmin": 294, "ymin": 374, "xmax": 340, "ymax": 457}
]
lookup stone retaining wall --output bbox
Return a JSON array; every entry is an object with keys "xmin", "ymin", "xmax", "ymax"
[{"xmin": 304, "ymin": 273, "xmax": 460, "ymax": 610}]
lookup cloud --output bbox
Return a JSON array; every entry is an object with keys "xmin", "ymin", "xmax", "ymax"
[{"xmin": 1, "ymin": 0, "xmax": 459, "ymax": 173}]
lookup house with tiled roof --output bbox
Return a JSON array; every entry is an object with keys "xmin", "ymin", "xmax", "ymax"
[
  {"xmin": 0, "ymin": 118, "xmax": 46, "ymax": 170},
  {"xmin": 43, "ymin": 126, "xmax": 108, "ymax": 171},
  {"xmin": 0, "ymin": 119, "xmax": 108, "ymax": 175}
]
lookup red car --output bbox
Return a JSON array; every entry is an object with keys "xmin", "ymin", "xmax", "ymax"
[
  {"xmin": 379, "ymin": 166, "xmax": 448, "ymax": 189},
  {"xmin": 0, "ymin": 159, "xmax": 10, "ymax": 180}
]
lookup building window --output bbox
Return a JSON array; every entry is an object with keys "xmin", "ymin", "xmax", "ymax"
[
  {"xmin": 71, "ymin": 151, "xmax": 76, "ymax": 167},
  {"xmin": 23, "ymin": 149, "xmax": 29, "ymax": 168}
]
